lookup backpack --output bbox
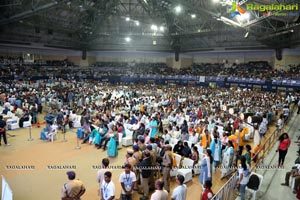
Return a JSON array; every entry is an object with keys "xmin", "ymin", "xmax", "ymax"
[{"xmin": 246, "ymin": 174, "xmax": 260, "ymax": 191}]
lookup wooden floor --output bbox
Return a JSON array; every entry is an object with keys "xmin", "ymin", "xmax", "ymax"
[{"xmin": 0, "ymin": 114, "xmax": 278, "ymax": 200}]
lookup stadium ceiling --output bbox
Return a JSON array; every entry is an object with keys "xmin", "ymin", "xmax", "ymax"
[{"xmin": 0, "ymin": 0, "xmax": 300, "ymax": 52}]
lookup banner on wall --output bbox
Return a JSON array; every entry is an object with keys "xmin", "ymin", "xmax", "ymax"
[
  {"xmin": 199, "ymin": 76, "xmax": 205, "ymax": 82},
  {"xmin": 1, "ymin": 176, "xmax": 13, "ymax": 200}
]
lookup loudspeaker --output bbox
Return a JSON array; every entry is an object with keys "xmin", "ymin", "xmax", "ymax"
[
  {"xmin": 175, "ymin": 49, "xmax": 179, "ymax": 62},
  {"xmin": 82, "ymin": 50, "xmax": 86, "ymax": 60},
  {"xmin": 276, "ymin": 49, "xmax": 282, "ymax": 60},
  {"xmin": 35, "ymin": 27, "xmax": 40, "ymax": 34}
]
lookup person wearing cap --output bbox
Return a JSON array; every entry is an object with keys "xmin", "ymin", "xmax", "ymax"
[
  {"xmin": 61, "ymin": 171, "xmax": 86, "ymax": 200},
  {"xmin": 161, "ymin": 144, "xmax": 173, "ymax": 193},
  {"xmin": 125, "ymin": 149, "xmax": 136, "ymax": 169},
  {"xmin": 101, "ymin": 171, "xmax": 115, "ymax": 200},
  {"xmin": 138, "ymin": 150, "xmax": 152, "ymax": 199},
  {"xmin": 147, "ymin": 144, "xmax": 156, "ymax": 191},
  {"xmin": 97, "ymin": 158, "xmax": 111, "ymax": 196},
  {"xmin": 119, "ymin": 164, "xmax": 137, "ymax": 200},
  {"xmin": 138, "ymin": 136, "xmax": 146, "ymax": 151},
  {"xmin": 132, "ymin": 145, "xmax": 142, "ymax": 191}
]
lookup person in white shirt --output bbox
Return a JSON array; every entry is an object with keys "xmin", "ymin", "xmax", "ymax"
[
  {"xmin": 276, "ymin": 114, "xmax": 283, "ymax": 132},
  {"xmin": 119, "ymin": 164, "xmax": 136, "ymax": 200},
  {"xmin": 150, "ymin": 179, "xmax": 168, "ymax": 200},
  {"xmin": 189, "ymin": 130, "xmax": 199, "ymax": 145},
  {"xmin": 171, "ymin": 174, "xmax": 187, "ymax": 200},
  {"xmin": 97, "ymin": 158, "xmax": 110, "ymax": 196},
  {"xmin": 101, "ymin": 171, "xmax": 115, "ymax": 200},
  {"xmin": 237, "ymin": 156, "xmax": 250, "ymax": 200}
]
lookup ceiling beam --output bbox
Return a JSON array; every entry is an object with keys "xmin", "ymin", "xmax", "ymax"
[{"xmin": 0, "ymin": 0, "xmax": 72, "ymax": 26}]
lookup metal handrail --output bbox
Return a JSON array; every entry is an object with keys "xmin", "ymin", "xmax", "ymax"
[{"xmin": 212, "ymin": 104, "xmax": 295, "ymax": 200}]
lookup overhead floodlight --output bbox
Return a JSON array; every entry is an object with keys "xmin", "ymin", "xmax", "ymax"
[
  {"xmin": 125, "ymin": 37, "xmax": 131, "ymax": 42},
  {"xmin": 151, "ymin": 24, "xmax": 158, "ymax": 31},
  {"xmin": 126, "ymin": 17, "xmax": 130, "ymax": 21},
  {"xmin": 244, "ymin": 31, "xmax": 249, "ymax": 38},
  {"xmin": 27, "ymin": 53, "xmax": 30, "ymax": 56},
  {"xmin": 174, "ymin": 5, "xmax": 182, "ymax": 13},
  {"xmin": 135, "ymin": 21, "xmax": 140, "ymax": 26},
  {"xmin": 191, "ymin": 14, "xmax": 196, "ymax": 18},
  {"xmin": 159, "ymin": 26, "xmax": 164, "ymax": 32},
  {"xmin": 143, "ymin": 0, "xmax": 148, "ymax": 4}
]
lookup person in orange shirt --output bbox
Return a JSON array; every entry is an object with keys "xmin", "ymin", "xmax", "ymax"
[
  {"xmin": 235, "ymin": 127, "xmax": 245, "ymax": 156},
  {"xmin": 227, "ymin": 134, "xmax": 238, "ymax": 151},
  {"xmin": 200, "ymin": 129, "xmax": 211, "ymax": 149},
  {"xmin": 252, "ymin": 143, "xmax": 261, "ymax": 163}
]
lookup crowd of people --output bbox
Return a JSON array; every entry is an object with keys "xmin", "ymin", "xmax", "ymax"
[
  {"xmin": 1, "ymin": 76, "xmax": 299, "ymax": 199},
  {"xmin": 1, "ymin": 57, "xmax": 300, "ymax": 81}
]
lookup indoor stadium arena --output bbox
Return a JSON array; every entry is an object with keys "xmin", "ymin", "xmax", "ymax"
[{"xmin": 0, "ymin": 0, "xmax": 300, "ymax": 200}]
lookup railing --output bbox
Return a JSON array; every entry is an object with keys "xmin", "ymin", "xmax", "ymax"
[{"xmin": 212, "ymin": 104, "xmax": 295, "ymax": 200}]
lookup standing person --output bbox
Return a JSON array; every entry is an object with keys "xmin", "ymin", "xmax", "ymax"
[
  {"xmin": 237, "ymin": 156, "xmax": 250, "ymax": 200},
  {"xmin": 0, "ymin": 115, "xmax": 9, "ymax": 146},
  {"xmin": 200, "ymin": 129, "xmax": 211, "ymax": 149},
  {"xmin": 150, "ymin": 179, "xmax": 168, "ymax": 200},
  {"xmin": 119, "ymin": 164, "xmax": 136, "ymax": 200},
  {"xmin": 171, "ymin": 174, "xmax": 187, "ymax": 200},
  {"xmin": 221, "ymin": 140, "xmax": 234, "ymax": 179},
  {"xmin": 107, "ymin": 127, "xmax": 118, "ymax": 157},
  {"xmin": 253, "ymin": 125, "xmax": 260, "ymax": 147},
  {"xmin": 258, "ymin": 120, "xmax": 267, "ymax": 138},
  {"xmin": 244, "ymin": 145, "xmax": 252, "ymax": 167},
  {"xmin": 101, "ymin": 171, "xmax": 115, "ymax": 200},
  {"xmin": 149, "ymin": 117, "xmax": 158, "ymax": 138},
  {"xmin": 235, "ymin": 127, "xmax": 245, "ymax": 156},
  {"xmin": 61, "ymin": 171, "xmax": 86, "ymax": 200},
  {"xmin": 139, "ymin": 150, "xmax": 152, "ymax": 200},
  {"xmin": 162, "ymin": 144, "xmax": 173, "ymax": 192},
  {"xmin": 199, "ymin": 149, "xmax": 213, "ymax": 185},
  {"xmin": 276, "ymin": 114, "xmax": 283, "ymax": 133},
  {"xmin": 276, "ymin": 133, "xmax": 291, "ymax": 168},
  {"xmin": 209, "ymin": 136, "xmax": 222, "ymax": 170},
  {"xmin": 97, "ymin": 158, "xmax": 110, "ymax": 196},
  {"xmin": 201, "ymin": 180, "xmax": 213, "ymax": 200}
]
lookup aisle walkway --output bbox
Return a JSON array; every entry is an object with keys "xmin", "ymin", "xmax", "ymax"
[{"xmin": 255, "ymin": 111, "xmax": 300, "ymax": 200}]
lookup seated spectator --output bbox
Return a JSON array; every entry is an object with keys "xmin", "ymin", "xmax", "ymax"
[
  {"xmin": 173, "ymin": 141, "xmax": 183, "ymax": 156},
  {"xmin": 281, "ymin": 165, "xmax": 300, "ymax": 194},
  {"xmin": 181, "ymin": 142, "xmax": 192, "ymax": 158}
]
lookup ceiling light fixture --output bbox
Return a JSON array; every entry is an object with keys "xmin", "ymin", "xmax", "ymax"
[
  {"xmin": 126, "ymin": 17, "xmax": 130, "ymax": 21},
  {"xmin": 191, "ymin": 14, "xmax": 196, "ymax": 18},
  {"xmin": 135, "ymin": 21, "xmax": 140, "ymax": 26},
  {"xmin": 151, "ymin": 25, "xmax": 158, "ymax": 31},
  {"xmin": 174, "ymin": 5, "xmax": 182, "ymax": 13},
  {"xmin": 125, "ymin": 37, "xmax": 131, "ymax": 42}
]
